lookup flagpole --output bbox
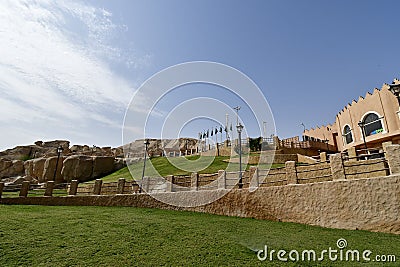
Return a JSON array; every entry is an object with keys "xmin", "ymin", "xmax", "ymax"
[
  {"xmin": 205, "ymin": 131, "xmax": 207, "ymax": 151},
  {"xmin": 215, "ymin": 127, "xmax": 217, "ymax": 149},
  {"xmin": 225, "ymin": 114, "xmax": 229, "ymax": 142}
]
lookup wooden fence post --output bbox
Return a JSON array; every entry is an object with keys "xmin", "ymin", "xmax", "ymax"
[
  {"xmin": 191, "ymin": 173, "xmax": 198, "ymax": 191},
  {"xmin": 348, "ymin": 147, "xmax": 357, "ymax": 162},
  {"xmin": 249, "ymin": 166, "xmax": 259, "ymax": 190},
  {"xmin": 330, "ymin": 153, "xmax": 346, "ymax": 180},
  {"xmin": 141, "ymin": 177, "xmax": 150, "ymax": 193},
  {"xmin": 217, "ymin": 170, "xmax": 226, "ymax": 190},
  {"xmin": 117, "ymin": 178, "xmax": 126, "ymax": 194},
  {"xmin": 285, "ymin": 161, "xmax": 298, "ymax": 184},
  {"xmin": 68, "ymin": 180, "xmax": 78, "ymax": 195},
  {"xmin": 166, "ymin": 175, "xmax": 174, "ymax": 192},
  {"xmin": 93, "ymin": 179, "xmax": 102, "ymax": 195},
  {"xmin": 385, "ymin": 145, "xmax": 400, "ymax": 175},
  {"xmin": 19, "ymin": 181, "xmax": 30, "ymax": 197},
  {"xmin": 320, "ymin": 152, "xmax": 327, "ymax": 163},
  {"xmin": 44, "ymin": 181, "xmax": 55, "ymax": 196}
]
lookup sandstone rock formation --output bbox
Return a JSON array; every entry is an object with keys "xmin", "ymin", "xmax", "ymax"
[
  {"xmin": 24, "ymin": 158, "xmax": 46, "ymax": 182},
  {"xmin": 0, "ymin": 140, "xmax": 71, "ymax": 161},
  {"xmin": 0, "ymin": 138, "xmax": 201, "ymax": 183},
  {"xmin": 61, "ymin": 155, "xmax": 93, "ymax": 182},
  {"xmin": 92, "ymin": 156, "xmax": 115, "ymax": 178},
  {"xmin": 61, "ymin": 156, "xmax": 116, "ymax": 183},
  {"xmin": 0, "ymin": 139, "xmax": 129, "ymax": 182},
  {"xmin": 43, "ymin": 156, "xmax": 65, "ymax": 183},
  {"xmin": 122, "ymin": 138, "xmax": 198, "ymax": 158},
  {"xmin": 0, "ymin": 158, "xmax": 24, "ymax": 178}
]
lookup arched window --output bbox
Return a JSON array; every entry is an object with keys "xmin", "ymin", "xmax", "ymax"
[
  {"xmin": 343, "ymin": 125, "xmax": 353, "ymax": 144},
  {"xmin": 363, "ymin": 113, "xmax": 383, "ymax": 136}
]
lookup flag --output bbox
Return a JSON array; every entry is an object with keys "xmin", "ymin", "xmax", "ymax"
[
  {"xmin": 224, "ymin": 126, "xmax": 228, "ymax": 132},
  {"xmin": 211, "ymin": 129, "xmax": 213, "ymax": 136},
  {"xmin": 199, "ymin": 132, "xmax": 202, "ymax": 140},
  {"xmin": 219, "ymin": 126, "xmax": 223, "ymax": 133},
  {"xmin": 215, "ymin": 128, "xmax": 218, "ymax": 134},
  {"xmin": 207, "ymin": 130, "xmax": 209, "ymax": 138},
  {"xmin": 230, "ymin": 123, "xmax": 233, "ymax": 131},
  {"xmin": 203, "ymin": 132, "xmax": 206, "ymax": 139}
]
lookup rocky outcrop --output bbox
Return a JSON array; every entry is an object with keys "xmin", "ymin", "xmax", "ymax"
[
  {"xmin": 0, "ymin": 140, "xmax": 70, "ymax": 161},
  {"xmin": 24, "ymin": 158, "xmax": 46, "ymax": 182},
  {"xmin": 69, "ymin": 145, "xmax": 115, "ymax": 156},
  {"xmin": 0, "ymin": 146, "xmax": 37, "ymax": 161},
  {"xmin": 61, "ymin": 156, "xmax": 116, "ymax": 183},
  {"xmin": 61, "ymin": 155, "xmax": 93, "ymax": 183},
  {"xmin": 113, "ymin": 147, "xmax": 124, "ymax": 158},
  {"xmin": 93, "ymin": 157, "xmax": 115, "ymax": 178},
  {"xmin": 123, "ymin": 138, "xmax": 198, "ymax": 158},
  {"xmin": 42, "ymin": 156, "xmax": 65, "ymax": 183},
  {"xmin": 114, "ymin": 158, "xmax": 126, "ymax": 170},
  {"xmin": 0, "ymin": 159, "xmax": 24, "ymax": 178},
  {"xmin": 0, "ymin": 140, "xmax": 128, "ymax": 182}
]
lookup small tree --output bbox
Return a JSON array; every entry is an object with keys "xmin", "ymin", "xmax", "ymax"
[{"xmin": 249, "ymin": 137, "xmax": 262, "ymax": 152}]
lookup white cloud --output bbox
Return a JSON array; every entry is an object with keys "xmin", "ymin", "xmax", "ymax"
[{"xmin": 0, "ymin": 0, "xmax": 149, "ymax": 150}]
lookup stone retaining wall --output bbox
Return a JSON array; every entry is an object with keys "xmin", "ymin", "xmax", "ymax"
[{"xmin": 1, "ymin": 174, "xmax": 399, "ymax": 235}]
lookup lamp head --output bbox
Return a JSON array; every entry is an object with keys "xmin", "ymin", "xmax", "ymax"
[{"xmin": 236, "ymin": 123, "xmax": 244, "ymax": 133}]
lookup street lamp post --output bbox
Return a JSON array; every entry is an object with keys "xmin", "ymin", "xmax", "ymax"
[
  {"xmin": 236, "ymin": 123, "xmax": 244, "ymax": 189},
  {"xmin": 301, "ymin": 123, "xmax": 306, "ymax": 141},
  {"xmin": 91, "ymin": 145, "xmax": 96, "ymax": 155},
  {"xmin": 358, "ymin": 121, "xmax": 368, "ymax": 153},
  {"xmin": 140, "ymin": 139, "xmax": 150, "ymax": 193},
  {"xmin": 233, "ymin": 106, "xmax": 241, "ymax": 141},
  {"xmin": 53, "ymin": 145, "xmax": 63, "ymax": 183}
]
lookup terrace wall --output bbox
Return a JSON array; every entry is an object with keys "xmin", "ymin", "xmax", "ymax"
[{"xmin": 1, "ymin": 174, "xmax": 399, "ymax": 234}]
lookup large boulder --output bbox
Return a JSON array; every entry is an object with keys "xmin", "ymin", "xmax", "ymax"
[
  {"xmin": 0, "ymin": 158, "xmax": 13, "ymax": 178},
  {"xmin": 42, "ymin": 156, "xmax": 65, "ymax": 183},
  {"xmin": 62, "ymin": 155, "xmax": 93, "ymax": 182},
  {"xmin": 0, "ymin": 146, "xmax": 34, "ymax": 161},
  {"xmin": 92, "ymin": 156, "xmax": 115, "ymax": 178},
  {"xmin": 11, "ymin": 160, "xmax": 24, "ymax": 175},
  {"xmin": 61, "ymin": 156, "xmax": 118, "ymax": 182},
  {"xmin": 112, "ymin": 147, "xmax": 124, "ymax": 158},
  {"xmin": 114, "ymin": 158, "xmax": 126, "ymax": 171},
  {"xmin": 0, "ymin": 159, "xmax": 24, "ymax": 179},
  {"xmin": 24, "ymin": 158, "xmax": 46, "ymax": 182},
  {"xmin": 42, "ymin": 140, "xmax": 70, "ymax": 149}
]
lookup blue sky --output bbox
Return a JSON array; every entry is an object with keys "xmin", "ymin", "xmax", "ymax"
[{"xmin": 1, "ymin": 0, "xmax": 399, "ymax": 150}]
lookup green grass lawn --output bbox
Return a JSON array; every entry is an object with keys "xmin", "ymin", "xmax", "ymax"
[
  {"xmin": 0, "ymin": 205, "xmax": 398, "ymax": 266},
  {"xmin": 100, "ymin": 155, "xmax": 283, "ymax": 183}
]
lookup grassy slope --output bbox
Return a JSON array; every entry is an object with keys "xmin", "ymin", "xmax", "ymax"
[
  {"xmin": 0, "ymin": 205, "xmax": 398, "ymax": 266},
  {"xmin": 101, "ymin": 155, "xmax": 283, "ymax": 183}
]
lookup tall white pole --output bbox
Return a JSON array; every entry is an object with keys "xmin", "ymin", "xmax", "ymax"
[
  {"xmin": 263, "ymin": 121, "xmax": 267, "ymax": 138},
  {"xmin": 234, "ymin": 106, "xmax": 241, "ymax": 126},
  {"xmin": 233, "ymin": 106, "xmax": 241, "ymax": 144},
  {"xmin": 225, "ymin": 114, "xmax": 229, "ymax": 141}
]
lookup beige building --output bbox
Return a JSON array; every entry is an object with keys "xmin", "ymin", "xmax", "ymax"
[{"xmin": 304, "ymin": 78, "xmax": 400, "ymax": 153}]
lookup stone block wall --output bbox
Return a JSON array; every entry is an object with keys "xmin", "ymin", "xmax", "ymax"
[
  {"xmin": 2, "ymin": 174, "xmax": 400, "ymax": 235},
  {"xmin": 343, "ymin": 158, "xmax": 389, "ymax": 179}
]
